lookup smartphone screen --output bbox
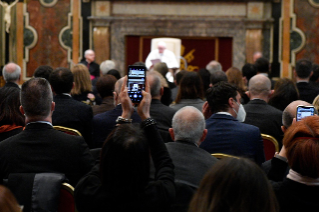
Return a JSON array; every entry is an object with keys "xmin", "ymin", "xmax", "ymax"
[
  {"xmin": 296, "ymin": 105, "xmax": 315, "ymax": 121},
  {"xmin": 127, "ymin": 65, "xmax": 146, "ymax": 103}
]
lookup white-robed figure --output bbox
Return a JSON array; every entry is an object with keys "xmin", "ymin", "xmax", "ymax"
[{"xmin": 145, "ymin": 41, "xmax": 179, "ymax": 70}]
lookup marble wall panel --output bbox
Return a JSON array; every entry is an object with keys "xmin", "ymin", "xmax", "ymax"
[
  {"xmin": 295, "ymin": 0, "xmax": 319, "ymax": 64},
  {"xmin": 112, "ymin": 2, "xmax": 247, "ymax": 17},
  {"xmin": 26, "ymin": 0, "xmax": 70, "ymax": 77}
]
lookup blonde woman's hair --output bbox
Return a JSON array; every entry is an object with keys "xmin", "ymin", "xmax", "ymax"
[{"xmin": 71, "ymin": 64, "xmax": 92, "ymax": 95}]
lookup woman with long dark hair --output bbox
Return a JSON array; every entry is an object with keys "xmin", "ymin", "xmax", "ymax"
[{"xmin": 0, "ymin": 87, "xmax": 24, "ymax": 142}]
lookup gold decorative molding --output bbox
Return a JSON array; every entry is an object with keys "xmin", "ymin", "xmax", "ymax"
[
  {"xmin": 22, "ymin": 2, "xmax": 38, "ymax": 81},
  {"xmin": 309, "ymin": 0, "xmax": 319, "ymax": 8}
]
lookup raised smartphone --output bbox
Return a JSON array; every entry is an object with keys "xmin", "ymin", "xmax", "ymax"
[
  {"xmin": 296, "ymin": 105, "xmax": 315, "ymax": 121},
  {"xmin": 127, "ymin": 65, "xmax": 146, "ymax": 103}
]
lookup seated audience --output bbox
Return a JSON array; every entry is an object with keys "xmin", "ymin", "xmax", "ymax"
[
  {"xmin": 242, "ymin": 63, "xmax": 257, "ymax": 87},
  {"xmin": 75, "ymin": 77, "xmax": 175, "ymax": 212},
  {"xmin": 170, "ymin": 71, "xmax": 205, "ymax": 111},
  {"xmin": 2, "ymin": 63, "xmax": 20, "ymax": 89},
  {"xmin": 92, "ymin": 77, "xmax": 141, "ymax": 148},
  {"xmin": 50, "ymin": 67, "xmax": 94, "ymax": 147},
  {"xmin": 92, "ymin": 75, "xmax": 116, "ymax": 116},
  {"xmin": 189, "ymin": 158, "xmax": 279, "ymax": 212},
  {"xmin": 268, "ymin": 78, "xmax": 299, "ymax": 111},
  {"xmin": 268, "ymin": 116, "xmax": 319, "ymax": 212},
  {"xmin": 92, "ymin": 60, "xmax": 115, "ymax": 88},
  {"xmin": 107, "ymin": 69, "xmax": 121, "ymax": 80},
  {"xmin": 148, "ymin": 72, "xmax": 176, "ymax": 142},
  {"xmin": 255, "ymin": 57, "xmax": 275, "ymax": 89},
  {"xmin": 33, "ymin": 65, "xmax": 53, "ymax": 81},
  {"xmin": 226, "ymin": 66, "xmax": 248, "ymax": 104},
  {"xmin": 206, "ymin": 60, "xmax": 222, "ymax": 75},
  {"xmin": 171, "ymin": 70, "xmax": 187, "ymax": 101},
  {"xmin": 244, "ymin": 74, "xmax": 283, "ymax": 145},
  {"xmin": 310, "ymin": 63, "xmax": 319, "ymax": 88},
  {"xmin": 294, "ymin": 59, "xmax": 319, "ymax": 104},
  {"xmin": 71, "ymin": 64, "xmax": 96, "ymax": 105},
  {"xmin": 0, "ymin": 185, "xmax": 21, "ymax": 212},
  {"xmin": 198, "ymin": 68, "xmax": 211, "ymax": 93},
  {"xmin": 0, "ymin": 87, "xmax": 24, "ymax": 142},
  {"xmin": 153, "ymin": 62, "xmax": 173, "ymax": 105},
  {"xmin": 200, "ymin": 82, "xmax": 265, "ymax": 165},
  {"xmin": 210, "ymin": 70, "xmax": 227, "ymax": 86},
  {"xmin": 0, "ymin": 78, "xmax": 94, "ymax": 186},
  {"xmin": 166, "ymin": 106, "xmax": 217, "ymax": 187},
  {"xmin": 262, "ymin": 100, "xmax": 312, "ymax": 175}
]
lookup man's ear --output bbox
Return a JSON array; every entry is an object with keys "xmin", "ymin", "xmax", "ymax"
[
  {"xmin": 228, "ymin": 97, "xmax": 236, "ymax": 108},
  {"xmin": 281, "ymin": 126, "xmax": 286, "ymax": 133},
  {"xmin": 269, "ymin": 90, "xmax": 274, "ymax": 97},
  {"xmin": 245, "ymin": 91, "xmax": 250, "ymax": 99},
  {"xmin": 51, "ymin": 101, "xmax": 55, "ymax": 112},
  {"xmin": 160, "ymin": 87, "xmax": 164, "ymax": 96},
  {"xmin": 169, "ymin": 128, "xmax": 175, "ymax": 141},
  {"xmin": 19, "ymin": 105, "xmax": 24, "ymax": 115},
  {"xmin": 72, "ymin": 82, "xmax": 75, "ymax": 89},
  {"xmin": 199, "ymin": 129, "xmax": 208, "ymax": 144}
]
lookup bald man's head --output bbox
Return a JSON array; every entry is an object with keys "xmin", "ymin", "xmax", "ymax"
[
  {"xmin": 248, "ymin": 74, "xmax": 271, "ymax": 97},
  {"xmin": 171, "ymin": 106, "xmax": 206, "ymax": 144},
  {"xmin": 2, "ymin": 62, "xmax": 21, "ymax": 83},
  {"xmin": 282, "ymin": 100, "xmax": 312, "ymax": 129}
]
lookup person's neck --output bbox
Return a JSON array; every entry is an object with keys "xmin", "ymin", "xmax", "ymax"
[
  {"xmin": 296, "ymin": 77, "xmax": 309, "ymax": 83},
  {"xmin": 25, "ymin": 116, "xmax": 52, "ymax": 124},
  {"xmin": 152, "ymin": 96, "xmax": 161, "ymax": 100},
  {"xmin": 250, "ymin": 96, "xmax": 268, "ymax": 103},
  {"xmin": 86, "ymin": 59, "xmax": 92, "ymax": 64}
]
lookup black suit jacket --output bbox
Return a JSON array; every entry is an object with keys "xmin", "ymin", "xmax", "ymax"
[
  {"xmin": 244, "ymin": 99, "xmax": 283, "ymax": 145},
  {"xmin": 296, "ymin": 82, "xmax": 319, "ymax": 104},
  {"xmin": 166, "ymin": 141, "xmax": 218, "ymax": 187},
  {"xmin": 92, "ymin": 104, "xmax": 141, "ymax": 147},
  {"xmin": 52, "ymin": 94, "xmax": 93, "ymax": 147},
  {"xmin": 0, "ymin": 123, "xmax": 94, "ymax": 186},
  {"xmin": 150, "ymin": 99, "xmax": 176, "ymax": 142},
  {"xmin": 80, "ymin": 61, "xmax": 100, "ymax": 77},
  {"xmin": 3, "ymin": 82, "xmax": 20, "ymax": 89}
]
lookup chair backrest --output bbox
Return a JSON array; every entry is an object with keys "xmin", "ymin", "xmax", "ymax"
[
  {"xmin": 211, "ymin": 153, "xmax": 240, "ymax": 160},
  {"xmin": 58, "ymin": 183, "xmax": 77, "ymax": 212},
  {"xmin": 261, "ymin": 134, "xmax": 280, "ymax": 161},
  {"xmin": 53, "ymin": 126, "xmax": 82, "ymax": 136}
]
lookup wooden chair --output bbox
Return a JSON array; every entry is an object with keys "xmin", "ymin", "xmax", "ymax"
[
  {"xmin": 261, "ymin": 134, "xmax": 280, "ymax": 161},
  {"xmin": 211, "ymin": 153, "xmax": 240, "ymax": 160},
  {"xmin": 53, "ymin": 126, "xmax": 82, "ymax": 136},
  {"xmin": 58, "ymin": 183, "xmax": 77, "ymax": 212}
]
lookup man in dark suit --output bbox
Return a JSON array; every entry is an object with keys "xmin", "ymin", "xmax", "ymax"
[
  {"xmin": 92, "ymin": 75, "xmax": 116, "ymax": 116},
  {"xmin": 0, "ymin": 78, "xmax": 94, "ymax": 186},
  {"xmin": 167, "ymin": 106, "xmax": 217, "ymax": 187},
  {"xmin": 148, "ymin": 72, "xmax": 176, "ymax": 142},
  {"xmin": 80, "ymin": 49, "xmax": 100, "ymax": 79},
  {"xmin": 92, "ymin": 77, "xmax": 141, "ymax": 147},
  {"xmin": 2, "ymin": 62, "xmax": 20, "ymax": 89},
  {"xmin": 244, "ymin": 74, "xmax": 283, "ymax": 145},
  {"xmin": 49, "ymin": 67, "xmax": 93, "ymax": 148},
  {"xmin": 294, "ymin": 59, "xmax": 319, "ymax": 103},
  {"xmin": 200, "ymin": 82, "xmax": 265, "ymax": 165}
]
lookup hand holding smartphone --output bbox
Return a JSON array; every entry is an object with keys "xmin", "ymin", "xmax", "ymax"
[{"xmin": 127, "ymin": 65, "xmax": 146, "ymax": 104}]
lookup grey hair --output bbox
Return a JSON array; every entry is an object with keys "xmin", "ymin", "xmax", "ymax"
[
  {"xmin": 2, "ymin": 63, "xmax": 21, "ymax": 82},
  {"xmin": 147, "ymin": 72, "xmax": 162, "ymax": 97},
  {"xmin": 84, "ymin": 49, "xmax": 94, "ymax": 56},
  {"xmin": 100, "ymin": 60, "xmax": 115, "ymax": 75},
  {"xmin": 172, "ymin": 106, "xmax": 205, "ymax": 144},
  {"xmin": 206, "ymin": 60, "xmax": 222, "ymax": 74}
]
